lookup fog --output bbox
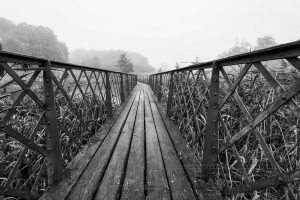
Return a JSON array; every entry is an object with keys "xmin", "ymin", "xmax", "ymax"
[{"xmin": 1, "ymin": 0, "xmax": 300, "ymax": 71}]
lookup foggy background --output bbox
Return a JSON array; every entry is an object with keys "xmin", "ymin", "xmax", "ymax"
[{"xmin": 1, "ymin": 0, "xmax": 300, "ymax": 72}]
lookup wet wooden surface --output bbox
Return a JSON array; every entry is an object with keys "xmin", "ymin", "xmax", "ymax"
[{"xmin": 41, "ymin": 83, "xmax": 209, "ymax": 200}]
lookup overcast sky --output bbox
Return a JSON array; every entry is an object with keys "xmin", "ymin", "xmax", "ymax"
[{"xmin": 1, "ymin": 0, "xmax": 300, "ymax": 70}]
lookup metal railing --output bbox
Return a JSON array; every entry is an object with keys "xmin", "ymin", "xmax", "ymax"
[
  {"xmin": 0, "ymin": 50, "xmax": 137, "ymax": 199},
  {"xmin": 150, "ymin": 41, "xmax": 300, "ymax": 199},
  {"xmin": 137, "ymin": 73, "xmax": 149, "ymax": 84}
]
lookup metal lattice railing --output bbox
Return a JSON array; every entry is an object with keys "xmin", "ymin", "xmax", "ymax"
[
  {"xmin": 149, "ymin": 41, "xmax": 300, "ymax": 199},
  {"xmin": 0, "ymin": 50, "xmax": 137, "ymax": 199}
]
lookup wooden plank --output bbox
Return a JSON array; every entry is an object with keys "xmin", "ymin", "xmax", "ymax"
[
  {"xmin": 146, "ymin": 86, "xmax": 197, "ymax": 200},
  {"xmin": 40, "ymin": 85, "xmax": 139, "ymax": 200},
  {"xmin": 66, "ymin": 86, "xmax": 141, "ymax": 200},
  {"xmin": 120, "ymin": 90, "xmax": 145, "ymax": 199},
  {"xmin": 93, "ymin": 90, "xmax": 141, "ymax": 199},
  {"xmin": 144, "ymin": 86, "xmax": 171, "ymax": 200},
  {"xmin": 148, "ymin": 85, "xmax": 221, "ymax": 200}
]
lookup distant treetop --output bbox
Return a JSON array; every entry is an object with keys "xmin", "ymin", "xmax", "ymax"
[
  {"xmin": 117, "ymin": 53, "xmax": 134, "ymax": 73},
  {"xmin": 0, "ymin": 17, "xmax": 69, "ymax": 62}
]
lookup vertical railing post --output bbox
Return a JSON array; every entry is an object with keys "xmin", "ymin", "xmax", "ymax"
[
  {"xmin": 105, "ymin": 71, "xmax": 113, "ymax": 117},
  {"xmin": 202, "ymin": 62, "xmax": 220, "ymax": 181},
  {"xmin": 120, "ymin": 73, "xmax": 125, "ymax": 102},
  {"xmin": 0, "ymin": 40, "xmax": 4, "ymax": 77},
  {"xmin": 43, "ymin": 61, "xmax": 63, "ymax": 186},
  {"xmin": 126, "ymin": 74, "xmax": 130, "ymax": 97},
  {"xmin": 154, "ymin": 75, "xmax": 156, "ymax": 90},
  {"xmin": 166, "ymin": 72, "xmax": 174, "ymax": 117},
  {"xmin": 154, "ymin": 75, "xmax": 158, "ymax": 95},
  {"xmin": 151, "ymin": 75, "xmax": 154, "ymax": 91},
  {"xmin": 157, "ymin": 74, "xmax": 163, "ymax": 102},
  {"xmin": 130, "ymin": 75, "xmax": 133, "ymax": 90}
]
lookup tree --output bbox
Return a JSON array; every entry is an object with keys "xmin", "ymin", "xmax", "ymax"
[
  {"xmin": 0, "ymin": 17, "xmax": 69, "ymax": 62},
  {"xmin": 116, "ymin": 53, "xmax": 134, "ymax": 73},
  {"xmin": 219, "ymin": 38, "xmax": 251, "ymax": 58},
  {"xmin": 254, "ymin": 35, "xmax": 277, "ymax": 50},
  {"xmin": 91, "ymin": 56, "xmax": 101, "ymax": 68}
]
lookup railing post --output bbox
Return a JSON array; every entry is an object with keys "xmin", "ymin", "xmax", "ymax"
[
  {"xmin": 154, "ymin": 75, "xmax": 158, "ymax": 95},
  {"xmin": 130, "ymin": 75, "xmax": 133, "ymax": 90},
  {"xmin": 105, "ymin": 71, "xmax": 113, "ymax": 117},
  {"xmin": 43, "ymin": 61, "xmax": 63, "ymax": 186},
  {"xmin": 120, "ymin": 73, "xmax": 125, "ymax": 102},
  {"xmin": 202, "ymin": 62, "xmax": 219, "ymax": 181},
  {"xmin": 157, "ymin": 74, "xmax": 163, "ymax": 102},
  {"xmin": 151, "ymin": 75, "xmax": 153, "ymax": 91},
  {"xmin": 154, "ymin": 75, "xmax": 156, "ymax": 92},
  {"xmin": 166, "ymin": 72, "xmax": 174, "ymax": 117},
  {"xmin": 0, "ymin": 40, "xmax": 4, "ymax": 77},
  {"xmin": 126, "ymin": 74, "xmax": 130, "ymax": 96}
]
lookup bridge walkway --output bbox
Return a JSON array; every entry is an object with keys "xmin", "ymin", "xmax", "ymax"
[{"xmin": 41, "ymin": 83, "xmax": 221, "ymax": 200}]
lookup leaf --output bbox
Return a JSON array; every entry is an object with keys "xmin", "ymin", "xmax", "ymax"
[{"xmin": 248, "ymin": 157, "xmax": 258, "ymax": 175}]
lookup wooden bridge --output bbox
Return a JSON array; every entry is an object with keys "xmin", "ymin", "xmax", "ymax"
[{"xmin": 0, "ymin": 41, "xmax": 300, "ymax": 200}]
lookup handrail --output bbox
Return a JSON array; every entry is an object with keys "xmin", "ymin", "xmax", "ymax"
[
  {"xmin": 0, "ymin": 50, "xmax": 137, "ymax": 198},
  {"xmin": 149, "ymin": 41, "xmax": 300, "ymax": 199},
  {"xmin": 0, "ymin": 50, "xmax": 134, "ymax": 74},
  {"xmin": 153, "ymin": 40, "xmax": 300, "ymax": 75}
]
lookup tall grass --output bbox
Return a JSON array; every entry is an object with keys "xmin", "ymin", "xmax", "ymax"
[{"xmin": 159, "ymin": 65, "xmax": 300, "ymax": 199}]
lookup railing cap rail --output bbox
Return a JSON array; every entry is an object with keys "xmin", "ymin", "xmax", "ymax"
[
  {"xmin": 0, "ymin": 50, "xmax": 132, "ymax": 75},
  {"xmin": 151, "ymin": 40, "xmax": 300, "ymax": 75}
]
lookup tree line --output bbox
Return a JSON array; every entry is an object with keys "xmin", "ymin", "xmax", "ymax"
[
  {"xmin": 0, "ymin": 18, "xmax": 68, "ymax": 62},
  {"xmin": 0, "ymin": 17, "xmax": 155, "ymax": 73}
]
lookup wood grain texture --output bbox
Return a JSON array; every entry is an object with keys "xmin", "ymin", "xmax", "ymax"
[
  {"xmin": 40, "ymin": 84, "xmax": 213, "ymax": 200},
  {"xmin": 120, "ymin": 90, "xmax": 145, "ymax": 200},
  {"xmin": 146, "ymin": 86, "xmax": 196, "ymax": 200},
  {"xmin": 144, "ymin": 86, "xmax": 171, "ymax": 200},
  {"xmin": 94, "ymin": 90, "xmax": 141, "ymax": 199},
  {"xmin": 40, "ymin": 87, "xmax": 139, "ymax": 200},
  {"xmin": 66, "ymin": 88, "xmax": 140, "ymax": 200}
]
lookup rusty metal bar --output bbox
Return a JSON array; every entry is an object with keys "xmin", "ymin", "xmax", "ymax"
[
  {"xmin": 0, "ymin": 62, "xmax": 44, "ymax": 107},
  {"xmin": 202, "ymin": 62, "xmax": 220, "ymax": 180},
  {"xmin": 0, "ymin": 125, "xmax": 46, "ymax": 156},
  {"xmin": 152, "ymin": 40, "xmax": 300, "ymax": 75},
  {"xmin": 4, "ymin": 115, "xmax": 45, "ymax": 188},
  {"xmin": 166, "ymin": 72, "xmax": 174, "ymax": 116},
  {"xmin": 43, "ymin": 61, "xmax": 63, "ymax": 186},
  {"xmin": 287, "ymin": 57, "xmax": 300, "ymax": 72},
  {"xmin": 218, "ymin": 80, "xmax": 300, "ymax": 153},
  {"xmin": 219, "ymin": 63, "xmax": 252, "ymax": 108},
  {"xmin": 157, "ymin": 73, "xmax": 163, "ymax": 102},
  {"xmin": 120, "ymin": 74, "xmax": 125, "ymax": 102},
  {"xmin": 105, "ymin": 71, "xmax": 113, "ymax": 117},
  {"xmin": 223, "ymin": 169, "xmax": 300, "ymax": 196},
  {"xmin": 254, "ymin": 61, "xmax": 300, "ymax": 121},
  {"xmin": 220, "ymin": 65, "xmax": 297, "ymax": 199},
  {"xmin": 126, "ymin": 73, "xmax": 130, "ymax": 97}
]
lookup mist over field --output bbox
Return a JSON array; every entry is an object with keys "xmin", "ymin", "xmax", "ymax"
[
  {"xmin": 69, "ymin": 49, "xmax": 155, "ymax": 73},
  {"xmin": 0, "ymin": 17, "xmax": 155, "ymax": 73}
]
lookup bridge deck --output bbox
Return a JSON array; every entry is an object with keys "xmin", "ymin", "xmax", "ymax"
[{"xmin": 41, "ymin": 83, "xmax": 217, "ymax": 200}]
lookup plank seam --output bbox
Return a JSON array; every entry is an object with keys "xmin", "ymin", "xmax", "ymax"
[
  {"xmin": 145, "ymin": 87, "xmax": 173, "ymax": 200},
  {"xmin": 116, "ymin": 88, "xmax": 142, "ymax": 199},
  {"xmin": 90, "ymin": 87, "xmax": 141, "ymax": 200},
  {"xmin": 66, "ymin": 87, "xmax": 140, "ymax": 200},
  {"xmin": 147, "ymin": 85, "xmax": 201, "ymax": 200}
]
